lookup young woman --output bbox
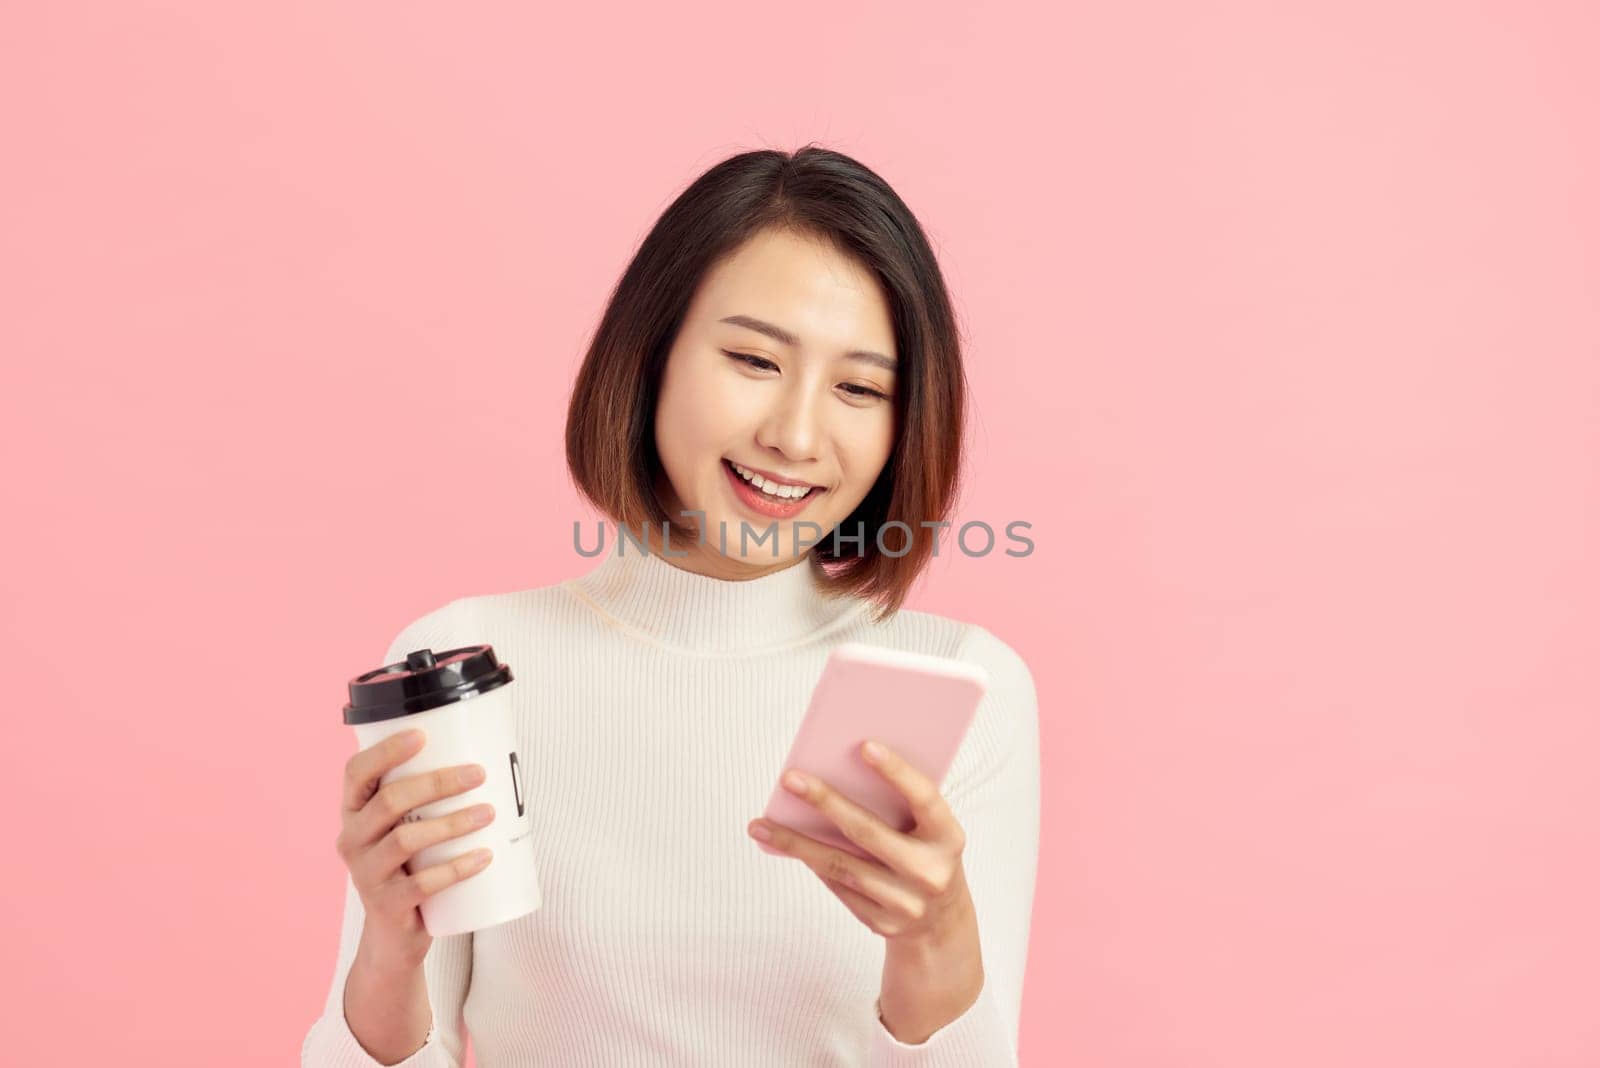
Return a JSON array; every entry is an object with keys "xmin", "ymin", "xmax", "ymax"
[{"xmin": 303, "ymin": 146, "xmax": 1041, "ymax": 1067}]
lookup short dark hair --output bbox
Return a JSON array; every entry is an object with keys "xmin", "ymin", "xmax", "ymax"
[{"xmin": 564, "ymin": 144, "xmax": 968, "ymax": 621}]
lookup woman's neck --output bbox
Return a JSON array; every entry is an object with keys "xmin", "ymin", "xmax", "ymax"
[{"xmin": 561, "ymin": 538, "xmax": 866, "ymax": 654}]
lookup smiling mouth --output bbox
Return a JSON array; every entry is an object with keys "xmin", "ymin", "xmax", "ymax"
[{"xmin": 722, "ymin": 458, "xmax": 824, "ymax": 504}]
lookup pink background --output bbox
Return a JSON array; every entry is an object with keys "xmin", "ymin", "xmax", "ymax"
[{"xmin": 4, "ymin": 3, "xmax": 1597, "ymax": 1065}]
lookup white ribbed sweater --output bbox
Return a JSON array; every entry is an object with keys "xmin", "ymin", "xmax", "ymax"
[{"xmin": 302, "ymin": 546, "xmax": 1040, "ymax": 1067}]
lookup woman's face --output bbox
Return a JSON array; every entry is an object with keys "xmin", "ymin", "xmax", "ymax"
[{"xmin": 652, "ymin": 226, "xmax": 899, "ymax": 578}]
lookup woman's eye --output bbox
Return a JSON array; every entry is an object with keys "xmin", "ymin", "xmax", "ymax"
[
  {"xmin": 725, "ymin": 351, "xmax": 888, "ymax": 401},
  {"xmin": 725, "ymin": 351, "xmax": 777, "ymax": 372}
]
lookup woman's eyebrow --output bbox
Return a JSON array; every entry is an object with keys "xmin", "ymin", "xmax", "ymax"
[{"xmin": 718, "ymin": 313, "xmax": 898, "ymax": 372}]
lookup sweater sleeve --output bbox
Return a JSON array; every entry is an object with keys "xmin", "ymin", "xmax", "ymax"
[
  {"xmin": 302, "ymin": 603, "xmax": 476, "ymax": 1067},
  {"xmin": 866, "ymin": 623, "xmax": 1042, "ymax": 1067}
]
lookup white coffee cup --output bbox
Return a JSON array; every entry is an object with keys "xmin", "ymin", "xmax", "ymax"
[{"xmin": 344, "ymin": 645, "xmax": 541, "ymax": 936}]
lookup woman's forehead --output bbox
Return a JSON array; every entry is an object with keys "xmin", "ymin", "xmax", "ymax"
[{"xmin": 690, "ymin": 233, "xmax": 896, "ymax": 358}]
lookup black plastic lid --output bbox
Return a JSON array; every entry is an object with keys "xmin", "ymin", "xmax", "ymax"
[{"xmin": 343, "ymin": 645, "xmax": 514, "ymax": 725}]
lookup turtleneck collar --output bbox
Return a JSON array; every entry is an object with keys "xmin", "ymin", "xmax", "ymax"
[{"xmin": 561, "ymin": 544, "xmax": 868, "ymax": 655}]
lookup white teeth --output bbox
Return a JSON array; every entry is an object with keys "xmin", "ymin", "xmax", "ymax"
[{"xmin": 729, "ymin": 461, "xmax": 813, "ymax": 500}]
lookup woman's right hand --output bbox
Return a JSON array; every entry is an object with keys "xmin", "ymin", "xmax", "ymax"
[{"xmin": 335, "ymin": 728, "xmax": 497, "ymax": 972}]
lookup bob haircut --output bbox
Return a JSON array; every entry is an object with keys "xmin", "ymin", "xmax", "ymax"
[{"xmin": 564, "ymin": 144, "xmax": 968, "ymax": 622}]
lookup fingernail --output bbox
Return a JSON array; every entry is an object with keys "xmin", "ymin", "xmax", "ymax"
[
  {"xmin": 782, "ymin": 770, "xmax": 808, "ymax": 794},
  {"xmin": 749, "ymin": 822, "xmax": 772, "ymax": 842},
  {"xmin": 863, "ymin": 741, "xmax": 885, "ymax": 762}
]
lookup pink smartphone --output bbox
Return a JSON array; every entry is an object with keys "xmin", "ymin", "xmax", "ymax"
[{"xmin": 758, "ymin": 641, "xmax": 990, "ymax": 861}]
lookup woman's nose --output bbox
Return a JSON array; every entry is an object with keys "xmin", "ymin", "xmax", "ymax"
[{"xmin": 756, "ymin": 387, "xmax": 821, "ymax": 461}]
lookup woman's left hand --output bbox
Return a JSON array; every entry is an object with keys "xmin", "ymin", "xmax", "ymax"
[
  {"xmin": 748, "ymin": 741, "xmax": 987, "ymax": 1042},
  {"xmin": 747, "ymin": 740, "xmax": 974, "ymax": 944}
]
